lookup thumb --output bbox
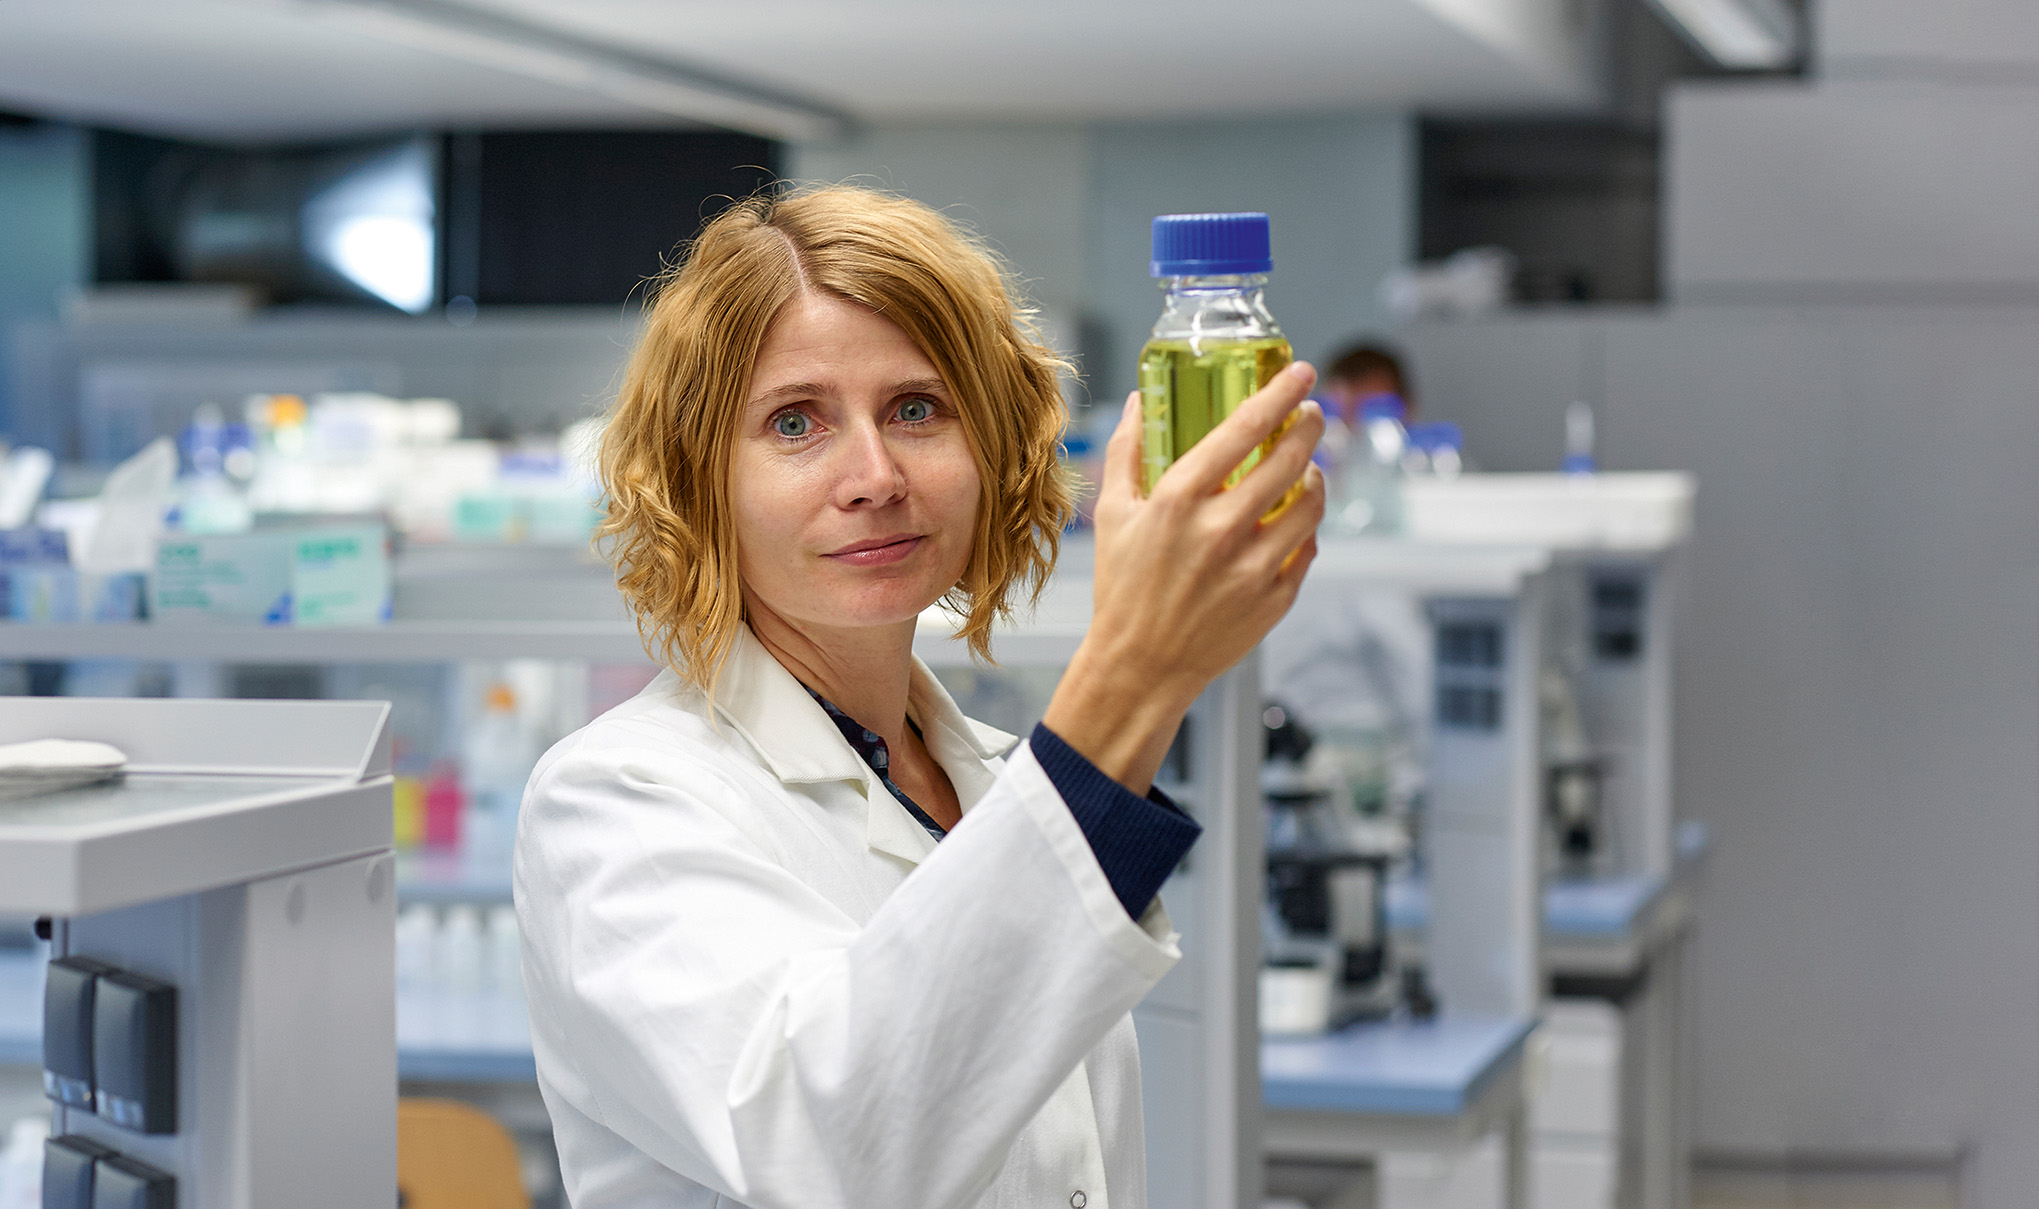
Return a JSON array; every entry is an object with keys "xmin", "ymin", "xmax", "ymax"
[{"xmin": 1100, "ymin": 390, "xmax": 1143, "ymax": 506}]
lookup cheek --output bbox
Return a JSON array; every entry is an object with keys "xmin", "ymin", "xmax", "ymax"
[
  {"xmin": 728, "ymin": 450, "xmax": 812, "ymax": 573},
  {"xmin": 927, "ymin": 442, "xmax": 982, "ymax": 562}
]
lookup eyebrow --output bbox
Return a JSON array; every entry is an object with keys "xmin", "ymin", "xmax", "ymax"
[{"xmin": 745, "ymin": 376, "xmax": 951, "ymax": 411}]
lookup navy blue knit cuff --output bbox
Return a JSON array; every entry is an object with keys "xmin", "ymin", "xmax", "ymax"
[{"xmin": 1030, "ymin": 723, "xmax": 1203, "ymax": 920}]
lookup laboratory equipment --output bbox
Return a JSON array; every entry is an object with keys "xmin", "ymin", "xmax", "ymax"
[
  {"xmin": 1405, "ymin": 423, "xmax": 1466, "ymax": 479},
  {"xmin": 1138, "ymin": 211, "xmax": 1295, "ymax": 497},
  {"xmin": 1330, "ymin": 395, "xmax": 1410, "ymax": 536},
  {"xmin": 1562, "ymin": 403, "xmax": 1596, "ymax": 476},
  {"xmin": 1400, "ymin": 471, "xmax": 1698, "ymax": 1209},
  {"xmin": 1262, "ymin": 538, "xmax": 1554, "ymax": 1209},
  {"xmin": 0, "ymin": 696, "xmax": 395, "ymax": 1208},
  {"xmin": 1262, "ymin": 710, "xmax": 1409, "ymax": 1024}
]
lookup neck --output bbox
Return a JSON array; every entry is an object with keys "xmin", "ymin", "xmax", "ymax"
[{"xmin": 744, "ymin": 594, "xmax": 918, "ymax": 743}]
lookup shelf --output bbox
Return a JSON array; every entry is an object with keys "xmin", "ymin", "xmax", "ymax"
[
  {"xmin": 1305, "ymin": 537, "xmax": 1552, "ymax": 595},
  {"xmin": 0, "ymin": 620, "xmax": 656, "ymax": 664},
  {"xmin": 396, "ymin": 849, "xmax": 513, "ymax": 905},
  {"xmin": 1404, "ymin": 472, "xmax": 1694, "ymax": 552},
  {"xmin": 0, "ymin": 532, "xmax": 1578, "ymax": 668},
  {"xmin": 398, "ymin": 1048, "xmax": 538, "ymax": 1084}
]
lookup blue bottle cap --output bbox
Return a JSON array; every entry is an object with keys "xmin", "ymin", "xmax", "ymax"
[
  {"xmin": 1408, "ymin": 421, "xmax": 1463, "ymax": 452},
  {"xmin": 1357, "ymin": 392, "xmax": 1406, "ymax": 423},
  {"xmin": 1151, "ymin": 212, "xmax": 1273, "ymax": 277}
]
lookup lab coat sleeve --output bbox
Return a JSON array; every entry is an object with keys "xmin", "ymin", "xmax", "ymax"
[{"xmin": 514, "ymin": 724, "xmax": 1182, "ymax": 1209}]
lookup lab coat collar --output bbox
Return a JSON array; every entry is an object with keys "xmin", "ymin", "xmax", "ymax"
[{"xmin": 712, "ymin": 625, "xmax": 1020, "ymax": 867}]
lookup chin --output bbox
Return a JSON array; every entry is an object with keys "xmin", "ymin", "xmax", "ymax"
[{"xmin": 805, "ymin": 576, "xmax": 951, "ymax": 630}]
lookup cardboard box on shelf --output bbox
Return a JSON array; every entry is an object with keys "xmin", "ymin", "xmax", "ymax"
[{"xmin": 149, "ymin": 523, "xmax": 391, "ymax": 626}]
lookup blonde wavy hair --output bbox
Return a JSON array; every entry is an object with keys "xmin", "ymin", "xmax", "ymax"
[{"xmin": 598, "ymin": 184, "xmax": 1077, "ymax": 693}]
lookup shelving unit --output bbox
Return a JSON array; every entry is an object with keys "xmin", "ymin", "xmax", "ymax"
[{"xmin": 0, "ymin": 620, "xmax": 650, "ymax": 664}]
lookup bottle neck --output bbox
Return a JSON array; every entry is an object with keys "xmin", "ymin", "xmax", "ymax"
[
  {"xmin": 1150, "ymin": 274, "xmax": 1281, "ymax": 342},
  {"xmin": 1156, "ymin": 273, "xmax": 1269, "ymax": 297}
]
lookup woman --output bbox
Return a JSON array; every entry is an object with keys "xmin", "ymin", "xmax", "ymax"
[{"xmin": 514, "ymin": 185, "xmax": 1325, "ymax": 1209}]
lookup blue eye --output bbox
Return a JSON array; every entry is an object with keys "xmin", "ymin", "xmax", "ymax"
[
  {"xmin": 773, "ymin": 411, "xmax": 810, "ymax": 438},
  {"xmin": 899, "ymin": 397, "xmax": 935, "ymax": 423}
]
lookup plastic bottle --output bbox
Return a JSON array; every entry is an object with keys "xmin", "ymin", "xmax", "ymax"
[
  {"xmin": 1564, "ymin": 401, "xmax": 1596, "ymax": 474},
  {"xmin": 177, "ymin": 403, "xmax": 254, "ymax": 534},
  {"xmin": 1404, "ymin": 421, "xmax": 1465, "ymax": 479},
  {"xmin": 1138, "ymin": 212, "xmax": 1299, "ymax": 511},
  {"xmin": 440, "ymin": 904, "xmax": 484, "ymax": 995},
  {"xmin": 422, "ymin": 759, "xmax": 464, "ymax": 851},
  {"xmin": 463, "ymin": 679, "xmax": 537, "ymax": 861},
  {"xmin": 1333, "ymin": 393, "xmax": 1407, "ymax": 535}
]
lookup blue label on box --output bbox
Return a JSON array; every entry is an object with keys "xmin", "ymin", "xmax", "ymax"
[{"xmin": 0, "ymin": 527, "xmax": 69, "ymax": 566}]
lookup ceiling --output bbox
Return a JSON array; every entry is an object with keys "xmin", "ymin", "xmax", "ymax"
[{"xmin": 0, "ymin": 0, "xmax": 1605, "ymax": 143}]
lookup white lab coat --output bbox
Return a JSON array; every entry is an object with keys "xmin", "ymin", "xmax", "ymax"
[{"xmin": 514, "ymin": 625, "xmax": 1183, "ymax": 1209}]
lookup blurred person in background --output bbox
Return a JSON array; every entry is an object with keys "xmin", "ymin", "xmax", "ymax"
[{"xmin": 1320, "ymin": 340, "xmax": 1415, "ymax": 426}]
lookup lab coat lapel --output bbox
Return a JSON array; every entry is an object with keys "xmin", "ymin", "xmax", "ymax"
[
  {"xmin": 711, "ymin": 627, "xmax": 869, "ymax": 786},
  {"xmin": 906, "ymin": 658, "xmax": 1020, "ymax": 816},
  {"xmin": 713, "ymin": 627, "xmax": 1018, "ymax": 869}
]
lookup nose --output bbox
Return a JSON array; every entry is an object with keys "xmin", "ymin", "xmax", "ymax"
[{"xmin": 830, "ymin": 418, "xmax": 908, "ymax": 509}]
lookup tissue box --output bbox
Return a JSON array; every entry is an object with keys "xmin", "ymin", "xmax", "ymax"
[
  {"xmin": 150, "ymin": 524, "xmax": 391, "ymax": 626},
  {"xmin": 0, "ymin": 527, "xmax": 78, "ymax": 621},
  {"xmin": 0, "ymin": 527, "xmax": 70, "ymax": 565},
  {"xmin": 1, "ymin": 564, "xmax": 79, "ymax": 622},
  {"xmin": 290, "ymin": 526, "xmax": 393, "ymax": 625}
]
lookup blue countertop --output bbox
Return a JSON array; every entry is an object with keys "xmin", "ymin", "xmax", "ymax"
[
  {"xmin": 1262, "ymin": 1013, "xmax": 1537, "ymax": 1116},
  {"xmin": 1387, "ymin": 822, "xmax": 1711, "ymax": 940},
  {"xmin": 1387, "ymin": 871, "xmax": 1665, "ymax": 939},
  {"xmin": 396, "ymin": 1047, "xmax": 538, "ymax": 1083}
]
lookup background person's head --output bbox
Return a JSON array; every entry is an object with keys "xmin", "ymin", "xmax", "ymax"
[
  {"xmin": 1323, "ymin": 342, "xmax": 1414, "ymax": 423},
  {"xmin": 599, "ymin": 184, "xmax": 1076, "ymax": 691}
]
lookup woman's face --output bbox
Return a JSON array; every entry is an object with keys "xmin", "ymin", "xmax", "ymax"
[{"xmin": 730, "ymin": 290, "xmax": 981, "ymax": 635}]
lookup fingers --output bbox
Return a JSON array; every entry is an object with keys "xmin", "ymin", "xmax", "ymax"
[
  {"xmin": 1228, "ymin": 399, "xmax": 1325, "ymax": 519},
  {"xmin": 1165, "ymin": 361, "xmax": 1317, "ymax": 496},
  {"xmin": 1097, "ymin": 390, "xmax": 1143, "ymax": 513},
  {"xmin": 1251, "ymin": 464, "xmax": 1325, "ymax": 572},
  {"xmin": 1275, "ymin": 533, "xmax": 1319, "ymax": 591}
]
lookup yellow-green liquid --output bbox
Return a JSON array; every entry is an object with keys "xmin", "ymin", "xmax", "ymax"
[{"xmin": 1138, "ymin": 335, "xmax": 1295, "ymax": 499}]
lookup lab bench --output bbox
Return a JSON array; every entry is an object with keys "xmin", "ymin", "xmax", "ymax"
[
  {"xmin": 1264, "ymin": 1013, "xmax": 1536, "ymax": 1137},
  {"xmin": 0, "ymin": 696, "xmax": 395, "ymax": 1206}
]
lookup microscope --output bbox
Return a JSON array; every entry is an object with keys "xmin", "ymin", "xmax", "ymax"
[{"xmin": 1262, "ymin": 704, "xmax": 1410, "ymax": 1025}]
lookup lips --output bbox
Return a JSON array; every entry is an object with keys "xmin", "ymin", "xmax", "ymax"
[{"xmin": 824, "ymin": 534, "xmax": 924, "ymax": 567}]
